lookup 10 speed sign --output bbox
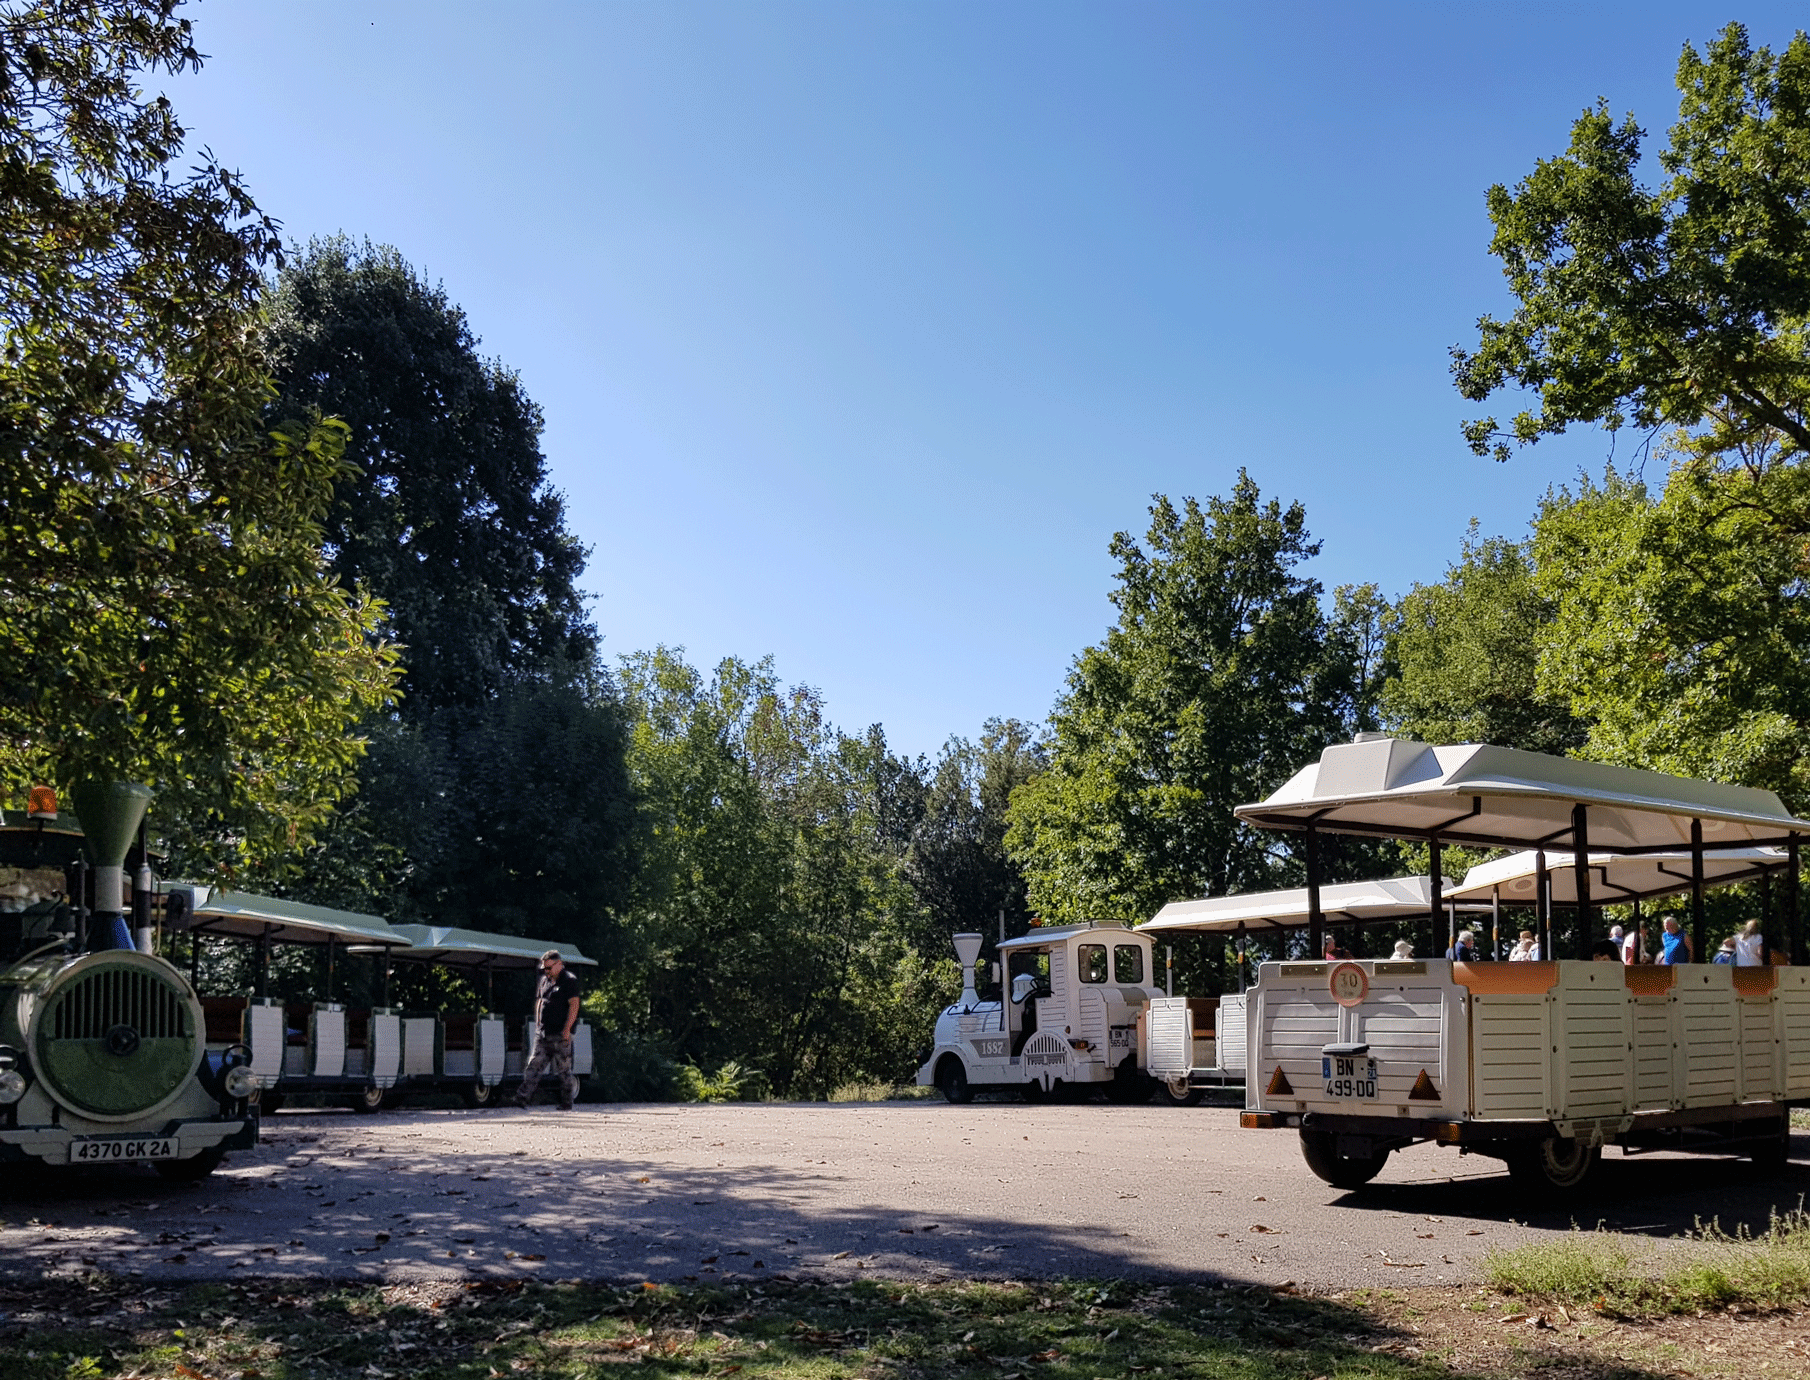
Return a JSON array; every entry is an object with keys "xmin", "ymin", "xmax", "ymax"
[{"xmin": 1328, "ymin": 961, "xmax": 1369, "ymax": 1007}]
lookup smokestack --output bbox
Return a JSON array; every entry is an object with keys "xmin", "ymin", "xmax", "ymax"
[{"xmin": 70, "ymin": 780, "xmax": 153, "ymax": 951}]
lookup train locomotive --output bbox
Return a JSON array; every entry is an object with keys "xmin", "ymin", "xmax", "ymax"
[{"xmin": 0, "ymin": 782, "xmax": 257, "ymax": 1180}]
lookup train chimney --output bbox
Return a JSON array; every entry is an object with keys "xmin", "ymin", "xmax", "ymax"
[{"xmin": 69, "ymin": 780, "xmax": 153, "ymax": 951}]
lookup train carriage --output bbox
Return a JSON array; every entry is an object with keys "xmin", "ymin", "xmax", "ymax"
[{"xmin": 1215, "ymin": 736, "xmax": 1810, "ymax": 1192}]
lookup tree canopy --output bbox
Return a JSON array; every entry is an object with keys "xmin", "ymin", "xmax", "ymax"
[
  {"xmin": 1005, "ymin": 473, "xmax": 1376, "ymax": 927},
  {"xmin": 1454, "ymin": 23, "xmax": 1810, "ymax": 465},
  {"xmin": 0, "ymin": 0, "xmax": 396, "ymax": 864}
]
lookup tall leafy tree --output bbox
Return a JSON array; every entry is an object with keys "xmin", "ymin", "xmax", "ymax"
[
  {"xmin": 0, "ymin": 0, "xmax": 397, "ymax": 864},
  {"xmin": 1533, "ymin": 455, "xmax": 1810, "ymax": 807},
  {"xmin": 1453, "ymin": 23, "xmax": 1810, "ymax": 467},
  {"xmin": 263, "ymin": 237, "xmax": 594, "ymax": 708},
  {"xmin": 1382, "ymin": 523, "xmax": 1583, "ymax": 755},
  {"xmin": 1005, "ymin": 473, "xmax": 1363, "ymax": 926},
  {"xmin": 258, "ymin": 240, "xmax": 634, "ymax": 957}
]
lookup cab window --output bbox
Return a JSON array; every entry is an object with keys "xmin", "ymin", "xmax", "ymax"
[
  {"xmin": 1078, "ymin": 943, "xmax": 1108, "ymax": 983},
  {"xmin": 1114, "ymin": 944, "xmax": 1145, "ymax": 984}
]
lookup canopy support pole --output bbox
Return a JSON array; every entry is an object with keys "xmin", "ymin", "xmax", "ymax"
[
  {"xmin": 1236, "ymin": 920, "xmax": 1247, "ymax": 993},
  {"xmin": 256, "ymin": 932, "xmax": 270, "ymax": 1000},
  {"xmin": 326, "ymin": 936, "xmax": 336, "ymax": 1003},
  {"xmin": 190, "ymin": 931, "xmax": 201, "ymax": 989},
  {"xmin": 1572, "ymin": 804, "xmax": 1593, "ymax": 960},
  {"xmin": 1535, "ymin": 851, "xmax": 1551, "ymax": 960},
  {"xmin": 1790, "ymin": 834, "xmax": 1803, "ymax": 967},
  {"xmin": 1632, "ymin": 898, "xmax": 1642, "ymax": 962},
  {"xmin": 1691, "ymin": 819, "xmax": 1706, "ymax": 962},
  {"xmin": 1491, "ymin": 887, "xmax": 1501, "ymax": 962},
  {"xmin": 1305, "ymin": 824, "xmax": 1323, "ymax": 959},
  {"xmin": 1428, "ymin": 836, "xmax": 1445, "ymax": 954},
  {"xmin": 1760, "ymin": 871, "xmax": 1772, "ymax": 965}
]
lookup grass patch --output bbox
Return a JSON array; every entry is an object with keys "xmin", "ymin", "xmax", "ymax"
[
  {"xmin": 0, "ymin": 1272, "xmax": 1469, "ymax": 1380},
  {"xmin": 1484, "ymin": 1201, "xmax": 1810, "ymax": 1317},
  {"xmin": 827, "ymin": 1081, "xmax": 939, "ymax": 1102}
]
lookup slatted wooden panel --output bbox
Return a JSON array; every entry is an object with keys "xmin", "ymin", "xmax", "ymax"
[
  {"xmin": 1557, "ymin": 976, "xmax": 1631, "ymax": 1118},
  {"xmin": 1470, "ymin": 995, "xmax": 1548, "ymax": 1118}
]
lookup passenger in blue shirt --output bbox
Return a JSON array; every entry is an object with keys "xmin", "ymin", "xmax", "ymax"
[
  {"xmin": 1711, "ymin": 936, "xmax": 1737, "ymax": 964},
  {"xmin": 1660, "ymin": 916, "xmax": 1693, "ymax": 964}
]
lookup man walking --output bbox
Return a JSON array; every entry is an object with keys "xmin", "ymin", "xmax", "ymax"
[{"xmin": 512, "ymin": 949, "xmax": 581, "ymax": 1110}]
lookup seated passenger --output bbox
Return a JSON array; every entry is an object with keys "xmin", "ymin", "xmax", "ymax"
[
  {"xmin": 1734, "ymin": 919, "xmax": 1765, "ymax": 967},
  {"xmin": 1712, "ymin": 936, "xmax": 1737, "ymax": 964},
  {"xmin": 1509, "ymin": 930, "xmax": 1538, "ymax": 961},
  {"xmin": 1592, "ymin": 939, "xmax": 1622, "ymax": 961},
  {"xmin": 1445, "ymin": 929, "xmax": 1477, "ymax": 962},
  {"xmin": 1391, "ymin": 939, "xmax": 1414, "ymax": 959},
  {"xmin": 1660, "ymin": 916, "xmax": 1693, "ymax": 964}
]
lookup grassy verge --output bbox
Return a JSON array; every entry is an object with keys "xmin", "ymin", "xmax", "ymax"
[
  {"xmin": 0, "ymin": 1273, "xmax": 1472, "ymax": 1380},
  {"xmin": 1484, "ymin": 1202, "xmax": 1810, "ymax": 1317}
]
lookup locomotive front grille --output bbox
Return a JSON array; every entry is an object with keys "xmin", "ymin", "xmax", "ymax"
[
  {"xmin": 33, "ymin": 956, "xmax": 200, "ymax": 1119},
  {"xmin": 48, "ymin": 967, "xmax": 189, "ymax": 1041}
]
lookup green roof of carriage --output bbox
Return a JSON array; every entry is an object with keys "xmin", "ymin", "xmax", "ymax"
[
  {"xmin": 188, "ymin": 890, "xmax": 406, "ymax": 947},
  {"xmin": 388, "ymin": 924, "xmax": 597, "ymax": 969}
]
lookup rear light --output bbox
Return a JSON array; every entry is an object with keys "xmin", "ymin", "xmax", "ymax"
[
  {"xmin": 1241, "ymin": 1111, "xmax": 1281, "ymax": 1129},
  {"xmin": 1434, "ymin": 1121, "xmax": 1465, "ymax": 1143}
]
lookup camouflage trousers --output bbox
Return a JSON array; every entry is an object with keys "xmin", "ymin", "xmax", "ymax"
[{"xmin": 515, "ymin": 1034, "xmax": 577, "ymax": 1108}]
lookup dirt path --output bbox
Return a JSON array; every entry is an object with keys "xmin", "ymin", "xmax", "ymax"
[{"xmin": 0, "ymin": 1101, "xmax": 1803, "ymax": 1287}]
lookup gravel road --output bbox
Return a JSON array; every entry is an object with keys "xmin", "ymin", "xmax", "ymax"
[{"xmin": 1, "ymin": 1101, "xmax": 1803, "ymax": 1289}]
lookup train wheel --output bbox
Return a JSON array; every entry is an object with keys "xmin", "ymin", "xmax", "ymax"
[
  {"xmin": 1020, "ymin": 1077, "xmax": 1051, "ymax": 1103},
  {"xmin": 1160, "ymin": 1076, "xmax": 1205, "ymax": 1108},
  {"xmin": 934, "ymin": 1056, "xmax": 974, "ymax": 1105},
  {"xmin": 352, "ymin": 1083, "xmax": 396, "ymax": 1114},
  {"xmin": 1506, "ymin": 1137, "xmax": 1599, "ymax": 1193},
  {"xmin": 1299, "ymin": 1129, "xmax": 1390, "ymax": 1189},
  {"xmin": 462, "ymin": 1081, "xmax": 496, "ymax": 1109},
  {"xmin": 1104, "ymin": 1068, "xmax": 1156, "ymax": 1104},
  {"xmin": 153, "ymin": 1146, "xmax": 226, "ymax": 1183},
  {"xmin": 1748, "ymin": 1117, "xmax": 1791, "ymax": 1172}
]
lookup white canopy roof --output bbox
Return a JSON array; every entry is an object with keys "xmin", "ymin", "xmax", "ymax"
[
  {"xmin": 1139, "ymin": 875, "xmax": 1438, "ymax": 934},
  {"xmin": 187, "ymin": 891, "xmax": 406, "ymax": 948},
  {"xmin": 997, "ymin": 922, "xmax": 1138, "ymax": 953},
  {"xmin": 1448, "ymin": 847, "xmax": 1786, "ymax": 906},
  {"xmin": 1234, "ymin": 738, "xmax": 1810, "ymax": 853},
  {"xmin": 389, "ymin": 924, "xmax": 597, "ymax": 969}
]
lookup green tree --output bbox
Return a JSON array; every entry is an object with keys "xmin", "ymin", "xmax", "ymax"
[
  {"xmin": 0, "ymin": 1, "xmax": 397, "ymax": 864},
  {"xmin": 1382, "ymin": 522, "xmax": 1583, "ymax": 754},
  {"xmin": 1005, "ymin": 473, "xmax": 1364, "ymax": 928},
  {"xmin": 1453, "ymin": 23, "xmax": 1810, "ymax": 465},
  {"xmin": 1532, "ymin": 455, "xmax": 1810, "ymax": 806},
  {"xmin": 263, "ymin": 237, "xmax": 595, "ymax": 709}
]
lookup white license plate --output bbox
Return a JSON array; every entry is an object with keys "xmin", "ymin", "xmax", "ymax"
[
  {"xmin": 1322, "ymin": 1056, "xmax": 1378, "ymax": 1099},
  {"xmin": 71, "ymin": 1137, "xmax": 177, "ymax": 1163}
]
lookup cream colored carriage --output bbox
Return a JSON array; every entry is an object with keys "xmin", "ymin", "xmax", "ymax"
[{"xmin": 1215, "ymin": 737, "xmax": 1810, "ymax": 1192}]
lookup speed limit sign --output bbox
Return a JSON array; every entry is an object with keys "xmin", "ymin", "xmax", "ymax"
[{"xmin": 1328, "ymin": 961, "xmax": 1369, "ymax": 1007}]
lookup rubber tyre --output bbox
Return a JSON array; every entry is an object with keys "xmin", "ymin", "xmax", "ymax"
[
  {"xmin": 1020, "ymin": 1078, "xmax": 1052, "ymax": 1103},
  {"xmin": 462, "ymin": 1081, "xmax": 496, "ymax": 1109},
  {"xmin": 1299, "ymin": 1129, "xmax": 1390, "ymax": 1189},
  {"xmin": 1748, "ymin": 1117, "xmax": 1791, "ymax": 1172},
  {"xmin": 153, "ymin": 1146, "xmax": 226, "ymax": 1183},
  {"xmin": 352, "ymin": 1083, "xmax": 402, "ymax": 1114},
  {"xmin": 934, "ymin": 1056, "xmax": 974, "ymax": 1105},
  {"xmin": 1104, "ymin": 1071, "xmax": 1156, "ymax": 1105},
  {"xmin": 1506, "ymin": 1137, "xmax": 1600, "ymax": 1193},
  {"xmin": 1160, "ymin": 1076, "xmax": 1205, "ymax": 1108}
]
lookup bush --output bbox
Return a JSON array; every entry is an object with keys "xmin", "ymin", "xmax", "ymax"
[
  {"xmin": 584, "ymin": 1029, "xmax": 680, "ymax": 1102},
  {"xmin": 677, "ymin": 1060, "xmax": 769, "ymax": 1102}
]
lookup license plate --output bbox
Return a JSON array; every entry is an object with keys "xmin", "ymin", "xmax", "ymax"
[
  {"xmin": 71, "ymin": 1137, "xmax": 177, "ymax": 1163},
  {"xmin": 1322, "ymin": 1055, "xmax": 1378, "ymax": 1099}
]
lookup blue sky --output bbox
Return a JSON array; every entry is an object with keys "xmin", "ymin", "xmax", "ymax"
[{"xmin": 170, "ymin": 2, "xmax": 1807, "ymax": 758}]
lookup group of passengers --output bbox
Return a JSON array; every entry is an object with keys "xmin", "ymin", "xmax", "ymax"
[{"xmin": 1374, "ymin": 918, "xmax": 1774, "ymax": 965}]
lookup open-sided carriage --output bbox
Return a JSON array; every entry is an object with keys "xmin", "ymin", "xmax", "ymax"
[
  {"xmin": 1210, "ymin": 736, "xmax": 1810, "ymax": 1192},
  {"xmin": 170, "ymin": 896, "xmax": 600, "ymax": 1112}
]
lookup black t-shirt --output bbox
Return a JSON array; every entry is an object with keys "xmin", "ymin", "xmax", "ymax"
[{"xmin": 536, "ymin": 967, "xmax": 580, "ymax": 1037}]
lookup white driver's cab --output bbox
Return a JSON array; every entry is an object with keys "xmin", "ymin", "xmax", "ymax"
[{"xmin": 916, "ymin": 922, "xmax": 1162, "ymax": 1102}]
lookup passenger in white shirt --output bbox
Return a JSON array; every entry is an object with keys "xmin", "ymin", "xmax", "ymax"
[
  {"xmin": 1508, "ymin": 930, "xmax": 1538, "ymax": 961},
  {"xmin": 1734, "ymin": 919, "xmax": 1766, "ymax": 967}
]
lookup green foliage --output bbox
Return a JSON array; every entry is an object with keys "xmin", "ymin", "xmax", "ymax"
[
  {"xmin": 1383, "ymin": 522, "xmax": 1583, "ymax": 755},
  {"xmin": 257, "ymin": 242, "xmax": 638, "ymax": 961},
  {"xmin": 602, "ymin": 647, "xmax": 955, "ymax": 1098},
  {"xmin": 584, "ymin": 1026, "xmax": 679, "ymax": 1102},
  {"xmin": 0, "ymin": 1, "xmax": 399, "ymax": 865},
  {"xmin": 1454, "ymin": 22, "xmax": 1810, "ymax": 464},
  {"xmin": 1006, "ymin": 473, "xmax": 1382, "ymax": 929},
  {"xmin": 1485, "ymin": 1208, "xmax": 1810, "ymax": 1317},
  {"xmin": 1532, "ymin": 455, "xmax": 1810, "ymax": 807},
  {"xmin": 263, "ymin": 236, "xmax": 595, "ymax": 709},
  {"xmin": 676, "ymin": 1058, "xmax": 766, "ymax": 1103}
]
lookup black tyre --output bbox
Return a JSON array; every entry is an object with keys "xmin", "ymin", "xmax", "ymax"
[
  {"xmin": 1505, "ymin": 1136, "xmax": 1599, "ymax": 1193},
  {"xmin": 1160, "ymin": 1076, "xmax": 1205, "ymax": 1108},
  {"xmin": 462, "ymin": 1081, "xmax": 496, "ymax": 1109},
  {"xmin": 154, "ymin": 1146, "xmax": 226, "ymax": 1183},
  {"xmin": 1748, "ymin": 1117, "xmax": 1791, "ymax": 1172},
  {"xmin": 352, "ymin": 1082, "xmax": 401, "ymax": 1114},
  {"xmin": 1104, "ymin": 1069, "xmax": 1156, "ymax": 1105},
  {"xmin": 1020, "ymin": 1077, "xmax": 1052, "ymax": 1103},
  {"xmin": 934, "ymin": 1056, "xmax": 973, "ymax": 1105},
  {"xmin": 1299, "ymin": 1129, "xmax": 1390, "ymax": 1189}
]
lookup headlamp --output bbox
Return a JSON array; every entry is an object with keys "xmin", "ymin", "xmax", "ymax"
[
  {"xmin": 223, "ymin": 1065, "xmax": 259, "ymax": 1099},
  {"xmin": 0, "ymin": 1069, "xmax": 25, "ymax": 1104}
]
